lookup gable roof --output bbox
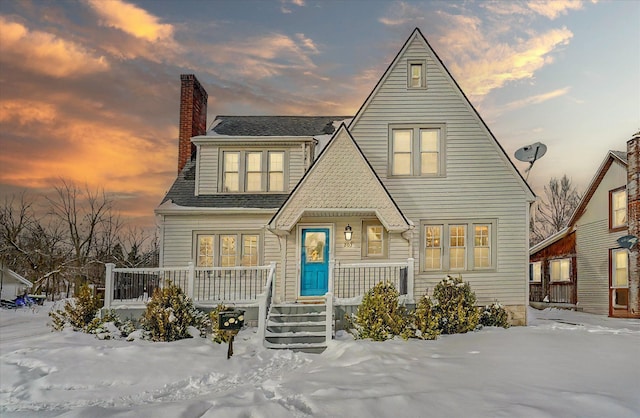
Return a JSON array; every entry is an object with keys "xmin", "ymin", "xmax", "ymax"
[
  {"xmin": 0, "ymin": 263, "xmax": 32, "ymax": 287},
  {"xmin": 567, "ymin": 150, "xmax": 628, "ymax": 228},
  {"xmin": 349, "ymin": 27, "xmax": 535, "ymax": 202},
  {"xmin": 269, "ymin": 124, "xmax": 411, "ymax": 232},
  {"xmin": 209, "ymin": 116, "xmax": 351, "ymax": 136}
]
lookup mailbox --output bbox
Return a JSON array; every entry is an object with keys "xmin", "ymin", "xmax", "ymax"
[{"xmin": 218, "ymin": 309, "xmax": 245, "ymax": 331}]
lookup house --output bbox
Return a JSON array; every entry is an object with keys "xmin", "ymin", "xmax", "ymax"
[
  {"xmin": 0, "ymin": 262, "xmax": 33, "ymax": 301},
  {"xmin": 104, "ymin": 28, "xmax": 535, "ymax": 348},
  {"xmin": 529, "ymin": 132, "xmax": 640, "ymax": 318}
]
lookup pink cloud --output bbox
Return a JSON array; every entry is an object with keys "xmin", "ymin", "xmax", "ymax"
[{"xmin": 85, "ymin": 0, "xmax": 174, "ymax": 42}]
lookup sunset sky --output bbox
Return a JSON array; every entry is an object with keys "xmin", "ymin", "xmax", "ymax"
[{"xmin": 1, "ymin": 0, "xmax": 638, "ymax": 229}]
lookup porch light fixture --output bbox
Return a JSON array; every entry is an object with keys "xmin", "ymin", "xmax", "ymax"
[{"xmin": 344, "ymin": 224, "xmax": 353, "ymax": 247}]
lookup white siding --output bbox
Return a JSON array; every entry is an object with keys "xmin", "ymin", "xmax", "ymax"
[
  {"xmin": 197, "ymin": 145, "xmax": 218, "ymax": 195},
  {"xmin": 575, "ymin": 160, "xmax": 627, "ymax": 314},
  {"xmin": 350, "ymin": 36, "xmax": 530, "ymax": 306}
]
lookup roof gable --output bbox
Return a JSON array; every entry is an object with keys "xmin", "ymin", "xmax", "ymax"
[
  {"xmin": 269, "ymin": 124, "xmax": 411, "ymax": 232},
  {"xmin": 349, "ymin": 28, "xmax": 535, "ymax": 202},
  {"xmin": 568, "ymin": 150, "xmax": 628, "ymax": 227}
]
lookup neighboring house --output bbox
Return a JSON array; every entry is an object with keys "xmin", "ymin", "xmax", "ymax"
[
  {"xmin": 0, "ymin": 262, "xmax": 33, "ymax": 301},
  {"xmin": 529, "ymin": 132, "xmax": 640, "ymax": 318},
  {"xmin": 105, "ymin": 28, "xmax": 535, "ymax": 348}
]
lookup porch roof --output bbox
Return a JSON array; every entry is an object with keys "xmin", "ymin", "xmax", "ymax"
[{"xmin": 269, "ymin": 124, "xmax": 411, "ymax": 233}]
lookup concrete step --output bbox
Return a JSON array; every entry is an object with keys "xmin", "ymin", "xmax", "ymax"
[
  {"xmin": 264, "ymin": 341, "xmax": 327, "ymax": 354},
  {"xmin": 270, "ymin": 304, "xmax": 325, "ymax": 315},
  {"xmin": 267, "ymin": 323, "xmax": 326, "ymax": 333}
]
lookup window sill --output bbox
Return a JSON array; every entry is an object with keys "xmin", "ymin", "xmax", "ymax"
[{"xmin": 609, "ymin": 225, "xmax": 627, "ymax": 233}]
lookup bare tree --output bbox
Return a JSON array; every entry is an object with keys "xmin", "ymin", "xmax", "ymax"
[
  {"xmin": 531, "ymin": 175, "xmax": 582, "ymax": 245},
  {"xmin": 47, "ymin": 180, "xmax": 114, "ymax": 291}
]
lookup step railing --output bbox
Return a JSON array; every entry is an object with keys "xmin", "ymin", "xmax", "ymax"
[{"xmin": 258, "ymin": 262, "xmax": 277, "ymax": 340}]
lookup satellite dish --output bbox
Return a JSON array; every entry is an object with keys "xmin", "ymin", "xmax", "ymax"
[
  {"xmin": 617, "ymin": 235, "xmax": 638, "ymax": 251},
  {"xmin": 515, "ymin": 142, "xmax": 547, "ymax": 180}
]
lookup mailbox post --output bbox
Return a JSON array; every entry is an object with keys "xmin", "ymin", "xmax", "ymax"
[{"xmin": 218, "ymin": 309, "xmax": 245, "ymax": 359}]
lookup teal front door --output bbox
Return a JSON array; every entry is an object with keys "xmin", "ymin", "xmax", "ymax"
[{"xmin": 300, "ymin": 228, "xmax": 330, "ymax": 296}]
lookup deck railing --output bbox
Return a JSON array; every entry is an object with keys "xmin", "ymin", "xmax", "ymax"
[
  {"xmin": 331, "ymin": 258, "xmax": 414, "ymax": 300},
  {"xmin": 529, "ymin": 281, "xmax": 576, "ymax": 304},
  {"xmin": 104, "ymin": 262, "xmax": 277, "ymax": 308}
]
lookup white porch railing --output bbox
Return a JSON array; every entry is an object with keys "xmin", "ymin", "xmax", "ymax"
[
  {"xmin": 257, "ymin": 262, "xmax": 277, "ymax": 340},
  {"xmin": 331, "ymin": 258, "xmax": 414, "ymax": 301},
  {"xmin": 104, "ymin": 262, "xmax": 277, "ymax": 308}
]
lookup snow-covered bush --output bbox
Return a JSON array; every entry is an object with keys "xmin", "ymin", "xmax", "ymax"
[
  {"xmin": 50, "ymin": 283, "xmax": 102, "ymax": 331},
  {"xmin": 209, "ymin": 304, "xmax": 233, "ymax": 344},
  {"xmin": 411, "ymin": 295, "xmax": 440, "ymax": 340},
  {"xmin": 141, "ymin": 282, "xmax": 210, "ymax": 342},
  {"xmin": 85, "ymin": 310, "xmax": 137, "ymax": 339},
  {"xmin": 479, "ymin": 301, "xmax": 510, "ymax": 328},
  {"xmin": 346, "ymin": 281, "xmax": 411, "ymax": 341},
  {"xmin": 432, "ymin": 275, "xmax": 479, "ymax": 334}
]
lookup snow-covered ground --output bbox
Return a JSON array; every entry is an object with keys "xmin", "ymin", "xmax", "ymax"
[{"xmin": 1, "ymin": 304, "xmax": 639, "ymax": 418}]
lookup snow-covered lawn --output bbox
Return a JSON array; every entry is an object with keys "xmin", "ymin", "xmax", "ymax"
[{"xmin": 1, "ymin": 305, "xmax": 638, "ymax": 418}]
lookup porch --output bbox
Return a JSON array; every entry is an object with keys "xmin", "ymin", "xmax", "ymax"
[{"xmin": 103, "ymin": 259, "xmax": 414, "ymax": 350}]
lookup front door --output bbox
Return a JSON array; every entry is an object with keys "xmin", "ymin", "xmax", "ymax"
[{"xmin": 300, "ymin": 228, "xmax": 329, "ymax": 296}]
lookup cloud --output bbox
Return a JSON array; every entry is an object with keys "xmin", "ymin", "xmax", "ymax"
[
  {"xmin": 280, "ymin": 0, "xmax": 305, "ymax": 14},
  {"xmin": 0, "ymin": 16, "xmax": 109, "ymax": 78},
  {"xmin": 85, "ymin": 0, "xmax": 173, "ymax": 42},
  {"xmin": 527, "ymin": 0, "xmax": 588, "ymax": 19},
  {"xmin": 379, "ymin": 2, "xmax": 425, "ymax": 26},
  {"xmin": 488, "ymin": 87, "xmax": 571, "ymax": 117}
]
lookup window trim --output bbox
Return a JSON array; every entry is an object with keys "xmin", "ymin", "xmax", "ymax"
[
  {"xmin": 420, "ymin": 219, "xmax": 497, "ymax": 272},
  {"xmin": 609, "ymin": 186, "xmax": 627, "ymax": 231},
  {"xmin": 530, "ymin": 261, "xmax": 542, "ymax": 283},
  {"xmin": 218, "ymin": 149, "xmax": 289, "ymax": 193},
  {"xmin": 388, "ymin": 124, "xmax": 446, "ymax": 178},
  {"xmin": 610, "ymin": 248, "xmax": 629, "ymax": 289},
  {"xmin": 193, "ymin": 231, "xmax": 262, "ymax": 267},
  {"xmin": 407, "ymin": 59, "xmax": 427, "ymax": 89},
  {"xmin": 549, "ymin": 258, "xmax": 571, "ymax": 283},
  {"xmin": 361, "ymin": 220, "xmax": 389, "ymax": 259}
]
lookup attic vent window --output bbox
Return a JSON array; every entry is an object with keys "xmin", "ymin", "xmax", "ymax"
[{"xmin": 408, "ymin": 60, "xmax": 426, "ymax": 88}]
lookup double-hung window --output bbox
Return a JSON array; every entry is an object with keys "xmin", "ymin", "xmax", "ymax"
[
  {"xmin": 195, "ymin": 233, "xmax": 260, "ymax": 267},
  {"xmin": 549, "ymin": 258, "xmax": 570, "ymax": 282},
  {"xmin": 362, "ymin": 221, "xmax": 388, "ymax": 258},
  {"xmin": 390, "ymin": 125, "xmax": 444, "ymax": 176},
  {"xmin": 610, "ymin": 187, "xmax": 627, "ymax": 230},
  {"xmin": 407, "ymin": 60, "xmax": 426, "ymax": 88},
  {"xmin": 421, "ymin": 220, "xmax": 495, "ymax": 271},
  {"xmin": 611, "ymin": 248, "xmax": 629, "ymax": 307},
  {"xmin": 221, "ymin": 150, "xmax": 286, "ymax": 192}
]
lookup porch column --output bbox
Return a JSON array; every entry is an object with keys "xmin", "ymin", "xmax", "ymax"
[
  {"xmin": 104, "ymin": 263, "xmax": 114, "ymax": 309},
  {"xmin": 328, "ymin": 259, "xmax": 335, "ymax": 294}
]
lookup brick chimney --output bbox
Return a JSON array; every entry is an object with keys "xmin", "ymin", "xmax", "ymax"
[
  {"xmin": 178, "ymin": 74, "xmax": 208, "ymax": 173},
  {"xmin": 627, "ymin": 131, "xmax": 640, "ymax": 317}
]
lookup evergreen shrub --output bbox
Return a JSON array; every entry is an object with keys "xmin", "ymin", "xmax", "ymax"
[
  {"xmin": 209, "ymin": 305, "xmax": 233, "ymax": 344},
  {"xmin": 479, "ymin": 301, "xmax": 510, "ymax": 328},
  {"xmin": 432, "ymin": 275, "xmax": 480, "ymax": 334},
  {"xmin": 346, "ymin": 281, "xmax": 411, "ymax": 341},
  {"xmin": 141, "ymin": 282, "xmax": 210, "ymax": 342},
  {"xmin": 411, "ymin": 295, "xmax": 440, "ymax": 340},
  {"xmin": 50, "ymin": 283, "xmax": 102, "ymax": 331}
]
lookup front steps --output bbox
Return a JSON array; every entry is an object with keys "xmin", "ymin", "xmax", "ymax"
[{"xmin": 264, "ymin": 303, "xmax": 330, "ymax": 353}]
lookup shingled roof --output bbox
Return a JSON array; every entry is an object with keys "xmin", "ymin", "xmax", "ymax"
[
  {"xmin": 210, "ymin": 116, "xmax": 351, "ymax": 136},
  {"xmin": 611, "ymin": 150, "xmax": 628, "ymax": 163},
  {"xmin": 160, "ymin": 159, "xmax": 289, "ymax": 209}
]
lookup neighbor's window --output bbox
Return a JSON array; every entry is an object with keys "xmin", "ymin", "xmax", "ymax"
[
  {"xmin": 550, "ymin": 258, "xmax": 570, "ymax": 282},
  {"xmin": 612, "ymin": 248, "xmax": 629, "ymax": 308},
  {"xmin": 390, "ymin": 125, "xmax": 444, "ymax": 176},
  {"xmin": 362, "ymin": 221, "xmax": 387, "ymax": 258},
  {"xmin": 197, "ymin": 235, "xmax": 214, "ymax": 267},
  {"xmin": 610, "ymin": 188, "xmax": 627, "ymax": 229},
  {"xmin": 424, "ymin": 225, "xmax": 442, "ymax": 269},
  {"xmin": 407, "ymin": 60, "xmax": 426, "ymax": 88},
  {"xmin": 530, "ymin": 261, "xmax": 542, "ymax": 283}
]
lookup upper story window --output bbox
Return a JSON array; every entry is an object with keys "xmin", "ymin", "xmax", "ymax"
[
  {"xmin": 362, "ymin": 221, "xmax": 388, "ymax": 258},
  {"xmin": 421, "ymin": 220, "xmax": 496, "ymax": 272},
  {"xmin": 221, "ymin": 150, "xmax": 287, "ymax": 193},
  {"xmin": 549, "ymin": 258, "xmax": 571, "ymax": 282},
  {"xmin": 610, "ymin": 187, "xmax": 627, "ymax": 230},
  {"xmin": 389, "ymin": 125, "xmax": 445, "ymax": 177},
  {"xmin": 407, "ymin": 60, "xmax": 426, "ymax": 88}
]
